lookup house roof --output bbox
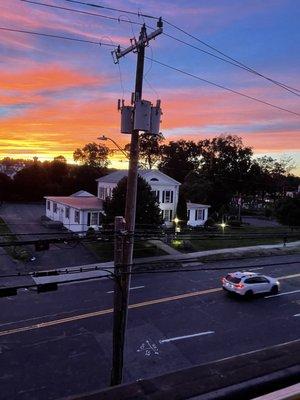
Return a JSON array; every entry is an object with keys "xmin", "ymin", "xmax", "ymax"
[
  {"xmin": 45, "ymin": 196, "xmax": 104, "ymax": 211},
  {"xmin": 187, "ymin": 202, "xmax": 211, "ymax": 209},
  {"xmin": 71, "ymin": 190, "xmax": 94, "ymax": 197},
  {"xmin": 96, "ymin": 169, "xmax": 181, "ymax": 185}
]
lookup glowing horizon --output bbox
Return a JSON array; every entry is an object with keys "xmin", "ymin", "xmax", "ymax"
[{"xmin": 0, "ymin": 0, "xmax": 299, "ymax": 175}]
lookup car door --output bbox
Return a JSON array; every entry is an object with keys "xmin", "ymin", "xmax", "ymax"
[{"xmin": 253, "ymin": 276, "xmax": 270, "ymax": 293}]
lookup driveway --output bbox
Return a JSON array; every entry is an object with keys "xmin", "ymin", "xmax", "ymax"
[{"xmin": 0, "ymin": 203, "xmax": 97, "ymax": 272}]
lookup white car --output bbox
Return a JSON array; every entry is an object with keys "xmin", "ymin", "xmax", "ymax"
[{"xmin": 222, "ymin": 271, "xmax": 280, "ymax": 297}]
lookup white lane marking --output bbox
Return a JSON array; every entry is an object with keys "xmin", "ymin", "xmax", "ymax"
[
  {"xmin": 130, "ymin": 286, "xmax": 145, "ymax": 291},
  {"xmin": 106, "ymin": 285, "xmax": 145, "ymax": 294},
  {"xmin": 265, "ymin": 289, "xmax": 300, "ymax": 299},
  {"xmin": 159, "ymin": 331, "xmax": 214, "ymax": 344},
  {"xmin": 277, "ymin": 273, "xmax": 300, "ymax": 280},
  {"xmin": 248, "ymin": 267, "xmax": 264, "ymax": 271},
  {"xmin": 294, "ymin": 313, "xmax": 300, "ymax": 317}
]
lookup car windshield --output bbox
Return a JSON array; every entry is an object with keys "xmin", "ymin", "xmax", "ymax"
[{"xmin": 225, "ymin": 275, "xmax": 241, "ymax": 284}]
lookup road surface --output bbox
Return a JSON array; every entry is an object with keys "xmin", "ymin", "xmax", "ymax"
[{"xmin": 0, "ymin": 254, "xmax": 299, "ymax": 399}]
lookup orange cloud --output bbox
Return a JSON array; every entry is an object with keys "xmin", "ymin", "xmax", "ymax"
[{"xmin": 0, "ymin": 64, "xmax": 106, "ymax": 92}]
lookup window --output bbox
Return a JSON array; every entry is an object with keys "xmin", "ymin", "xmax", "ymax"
[
  {"xmin": 74, "ymin": 210, "xmax": 80, "ymax": 224},
  {"xmin": 195, "ymin": 209, "xmax": 204, "ymax": 220},
  {"xmin": 163, "ymin": 209, "xmax": 173, "ymax": 222},
  {"xmin": 47, "ymin": 200, "xmax": 50, "ymax": 211},
  {"xmin": 225, "ymin": 275, "xmax": 241, "ymax": 284},
  {"xmin": 98, "ymin": 187, "xmax": 113, "ymax": 199},
  {"xmin": 88, "ymin": 212, "xmax": 99, "ymax": 226},
  {"xmin": 187, "ymin": 210, "xmax": 190, "ymax": 220},
  {"xmin": 162, "ymin": 190, "xmax": 173, "ymax": 203},
  {"xmin": 53, "ymin": 203, "xmax": 57, "ymax": 213},
  {"xmin": 98, "ymin": 187, "xmax": 105, "ymax": 199},
  {"xmin": 65, "ymin": 207, "xmax": 70, "ymax": 219}
]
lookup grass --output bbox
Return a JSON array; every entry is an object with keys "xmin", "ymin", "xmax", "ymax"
[
  {"xmin": 0, "ymin": 217, "xmax": 31, "ymax": 261},
  {"xmin": 170, "ymin": 225, "xmax": 300, "ymax": 253},
  {"xmin": 85, "ymin": 240, "xmax": 167, "ymax": 263}
]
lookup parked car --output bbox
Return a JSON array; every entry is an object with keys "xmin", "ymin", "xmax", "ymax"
[{"xmin": 222, "ymin": 271, "xmax": 280, "ymax": 298}]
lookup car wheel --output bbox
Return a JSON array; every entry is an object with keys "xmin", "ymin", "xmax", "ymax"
[
  {"xmin": 244, "ymin": 290, "xmax": 253, "ymax": 299},
  {"xmin": 270, "ymin": 285, "xmax": 279, "ymax": 295}
]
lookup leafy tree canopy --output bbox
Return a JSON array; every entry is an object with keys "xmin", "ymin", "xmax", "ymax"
[
  {"xmin": 158, "ymin": 140, "xmax": 200, "ymax": 182},
  {"xmin": 103, "ymin": 176, "xmax": 162, "ymax": 228},
  {"xmin": 275, "ymin": 196, "xmax": 300, "ymax": 227},
  {"xmin": 125, "ymin": 133, "xmax": 165, "ymax": 170},
  {"xmin": 73, "ymin": 142, "xmax": 110, "ymax": 168}
]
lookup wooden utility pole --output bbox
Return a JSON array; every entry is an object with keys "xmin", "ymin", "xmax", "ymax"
[{"xmin": 110, "ymin": 21, "xmax": 163, "ymax": 386}]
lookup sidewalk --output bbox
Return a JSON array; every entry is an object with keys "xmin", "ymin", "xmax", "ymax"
[{"xmin": 27, "ymin": 240, "xmax": 300, "ymax": 286}]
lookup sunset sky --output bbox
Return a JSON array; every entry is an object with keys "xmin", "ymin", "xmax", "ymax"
[{"xmin": 0, "ymin": 0, "xmax": 299, "ymax": 173}]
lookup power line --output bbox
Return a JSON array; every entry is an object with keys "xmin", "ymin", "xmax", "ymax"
[
  {"xmin": 0, "ymin": 252, "xmax": 299, "ymax": 280},
  {"xmin": 147, "ymin": 57, "xmax": 300, "ymax": 117},
  {"xmin": 20, "ymin": 0, "xmax": 143, "ymax": 26},
  {"xmin": 62, "ymin": 0, "xmax": 159, "ymax": 20},
  {"xmin": 2, "ymin": 24, "xmax": 299, "ymax": 116},
  {"xmin": 20, "ymin": 0, "xmax": 300, "ymax": 98},
  {"xmin": 162, "ymin": 31, "xmax": 300, "ymax": 98},
  {"xmin": 0, "ymin": 26, "xmax": 116, "ymax": 46},
  {"xmin": 164, "ymin": 19, "xmax": 300, "ymax": 95},
  {"xmin": 0, "ymin": 260, "xmax": 298, "ymax": 296}
]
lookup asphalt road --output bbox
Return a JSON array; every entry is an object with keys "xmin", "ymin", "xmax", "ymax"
[{"xmin": 0, "ymin": 254, "xmax": 299, "ymax": 400}]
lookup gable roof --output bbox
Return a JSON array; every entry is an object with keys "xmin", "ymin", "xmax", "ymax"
[
  {"xmin": 96, "ymin": 169, "xmax": 181, "ymax": 185},
  {"xmin": 71, "ymin": 190, "xmax": 94, "ymax": 197},
  {"xmin": 45, "ymin": 196, "xmax": 103, "ymax": 210}
]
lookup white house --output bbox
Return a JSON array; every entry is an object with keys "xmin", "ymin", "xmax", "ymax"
[
  {"xmin": 186, "ymin": 202, "xmax": 210, "ymax": 227},
  {"xmin": 97, "ymin": 170, "xmax": 181, "ymax": 225},
  {"xmin": 45, "ymin": 169, "xmax": 210, "ymax": 232},
  {"xmin": 45, "ymin": 191, "xmax": 104, "ymax": 233},
  {"xmin": 97, "ymin": 169, "xmax": 210, "ymax": 227}
]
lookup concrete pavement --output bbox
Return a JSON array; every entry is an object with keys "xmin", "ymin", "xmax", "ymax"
[{"xmin": 23, "ymin": 240, "xmax": 300, "ymax": 286}]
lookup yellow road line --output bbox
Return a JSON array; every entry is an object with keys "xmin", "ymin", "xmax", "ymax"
[
  {"xmin": 0, "ymin": 272, "xmax": 298, "ymax": 338},
  {"xmin": 0, "ymin": 287, "xmax": 220, "ymax": 337}
]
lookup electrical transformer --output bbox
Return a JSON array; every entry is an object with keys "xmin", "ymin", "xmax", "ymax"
[
  {"xmin": 120, "ymin": 106, "xmax": 133, "ymax": 134},
  {"xmin": 134, "ymin": 100, "xmax": 151, "ymax": 132},
  {"xmin": 150, "ymin": 100, "xmax": 162, "ymax": 135}
]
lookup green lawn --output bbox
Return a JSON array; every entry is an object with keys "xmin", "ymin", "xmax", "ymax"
[
  {"xmin": 85, "ymin": 240, "xmax": 167, "ymax": 262},
  {"xmin": 170, "ymin": 225, "xmax": 300, "ymax": 253}
]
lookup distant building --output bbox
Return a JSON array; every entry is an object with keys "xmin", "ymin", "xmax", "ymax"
[{"xmin": 45, "ymin": 170, "xmax": 210, "ymax": 232}]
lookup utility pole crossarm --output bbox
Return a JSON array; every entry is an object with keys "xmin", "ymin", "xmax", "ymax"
[{"xmin": 114, "ymin": 26, "xmax": 163, "ymax": 60}]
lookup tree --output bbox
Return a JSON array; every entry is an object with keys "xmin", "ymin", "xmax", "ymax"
[
  {"xmin": 104, "ymin": 176, "xmax": 162, "ymax": 228},
  {"xmin": 13, "ymin": 164, "xmax": 49, "ymax": 201},
  {"xmin": 176, "ymin": 188, "xmax": 187, "ymax": 226},
  {"xmin": 125, "ymin": 133, "xmax": 164, "ymax": 169},
  {"xmin": 0, "ymin": 173, "xmax": 13, "ymax": 202},
  {"xmin": 198, "ymin": 135, "xmax": 253, "ymax": 194},
  {"xmin": 70, "ymin": 165, "xmax": 106, "ymax": 195},
  {"xmin": 73, "ymin": 142, "xmax": 110, "ymax": 168},
  {"xmin": 275, "ymin": 196, "xmax": 300, "ymax": 227},
  {"xmin": 254, "ymin": 156, "xmax": 296, "ymax": 200},
  {"xmin": 158, "ymin": 140, "xmax": 200, "ymax": 182}
]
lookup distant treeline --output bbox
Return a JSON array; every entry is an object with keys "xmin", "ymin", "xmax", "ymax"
[{"xmin": 0, "ymin": 158, "xmax": 109, "ymax": 202}]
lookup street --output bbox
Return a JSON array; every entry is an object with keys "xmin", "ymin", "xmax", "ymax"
[{"xmin": 0, "ymin": 254, "xmax": 299, "ymax": 400}]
